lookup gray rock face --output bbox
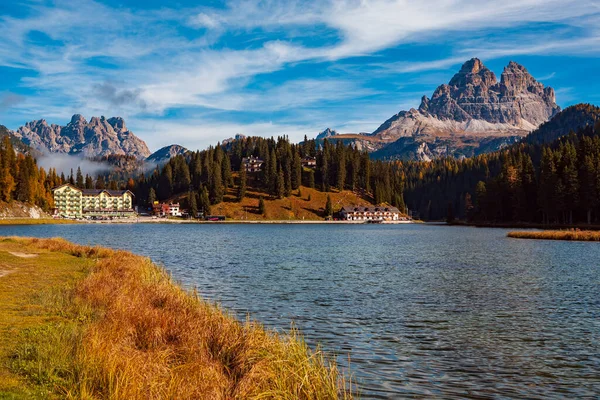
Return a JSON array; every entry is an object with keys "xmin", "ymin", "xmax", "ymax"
[
  {"xmin": 146, "ymin": 144, "xmax": 188, "ymax": 165},
  {"xmin": 316, "ymin": 128, "xmax": 339, "ymax": 140},
  {"xmin": 363, "ymin": 58, "xmax": 561, "ymax": 160},
  {"xmin": 416, "ymin": 59, "xmax": 559, "ymax": 127},
  {"xmin": 13, "ymin": 115, "xmax": 151, "ymax": 159}
]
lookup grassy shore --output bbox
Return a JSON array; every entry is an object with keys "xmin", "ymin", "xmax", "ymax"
[
  {"xmin": 0, "ymin": 218, "xmax": 80, "ymax": 225},
  {"xmin": 507, "ymin": 230, "xmax": 600, "ymax": 241},
  {"xmin": 0, "ymin": 237, "xmax": 352, "ymax": 399}
]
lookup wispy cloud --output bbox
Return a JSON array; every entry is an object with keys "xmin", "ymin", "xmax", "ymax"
[{"xmin": 1, "ymin": 0, "xmax": 600, "ymax": 150}]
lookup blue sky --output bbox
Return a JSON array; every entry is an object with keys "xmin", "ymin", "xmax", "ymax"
[{"xmin": 1, "ymin": 0, "xmax": 600, "ymax": 151}]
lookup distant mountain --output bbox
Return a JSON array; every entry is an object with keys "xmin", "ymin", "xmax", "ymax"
[
  {"xmin": 523, "ymin": 103, "xmax": 600, "ymax": 145},
  {"xmin": 323, "ymin": 58, "xmax": 561, "ymax": 161},
  {"xmin": 147, "ymin": 144, "xmax": 189, "ymax": 165},
  {"xmin": 0, "ymin": 124, "xmax": 38, "ymax": 156},
  {"xmin": 316, "ymin": 128, "xmax": 340, "ymax": 140},
  {"xmin": 12, "ymin": 114, "xmax": 151, "ymax": 159},
  {"xmin": 222, "ymin": 134, "xmax": 247, "ymax": 146}
]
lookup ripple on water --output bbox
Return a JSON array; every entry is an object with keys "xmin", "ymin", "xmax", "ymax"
[{"xmin": 2, "ymin": 223, "xmax": 600, "ymax": 399}]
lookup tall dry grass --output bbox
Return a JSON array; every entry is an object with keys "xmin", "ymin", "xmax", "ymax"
[
  {"xmin": 11, "ymin": 237, "xmax": 353, "ymax": 399},
  {"xmin": 507, "ymin": 230, "xmax": 600, "ymax": 241}
]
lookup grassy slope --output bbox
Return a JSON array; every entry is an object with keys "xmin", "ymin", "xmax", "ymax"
[
  {"xmin": 180, "ymin": 185, "xmax": 374, "ymax": 221},
  {"xmin": 0, "ymin": 237, "xmax": 352, "ymax": 399},
  {"xmin": 0, "ymin": 239, "xmax": 91, "ymax": 398}
]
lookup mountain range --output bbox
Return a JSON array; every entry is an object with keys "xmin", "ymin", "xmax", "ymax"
[
  {"xmin": 5, "ymin": 58, "xmax": 564, "ymax": 163},
  {"xmin": 317, "ymin": 58, "xmax": 560, "ymax": 160},
  {"xmin": 12, "ymin": 114, "xmax": 151, "ymax": 159}
]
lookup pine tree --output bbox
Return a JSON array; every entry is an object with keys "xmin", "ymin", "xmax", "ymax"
[
  {"xmin": 148, "ymin": 187, "xmax": 157, "ymax": 206},
  {"xmin": 237, "ymin": 166, "xmax": 247, "ymax": 202},
  {"xmin": 76, "ymin": 167, "xmax": 84, "ymax": 188},
  {"xmin": 85, "ymin": 174, "xmax": 93, "ymax": 189},
  {"xmin": 96, "ymin": 175, "xmax": 106, "ymax": 190},
  {"xmin": 222, "ymin": 155, "xmax": 233, "ymax": 188},
  {"xmin": 189, "ymin": 191, "xmax": 198, "ymax": 218},
  {"xmin": 292, "ymin": 151, "xmax": 302, "ymax": 190},
  {"xmin": 199, "ymin": 186, "xmax": 211, "ymax": 216},
  {"xmin": 325, "ymin": 194, "xmax": 333, "ymax": 216},
  {"xmin": 276, "ymin": 169, "xmax": 285, "ymax": 199},
  {"xmin": 210, "ymin": 162, "xmax": 223, "ymax": 204},
  {"xmin": 258, "ymin": 196, "xmax": 265, "ymax": 215}
]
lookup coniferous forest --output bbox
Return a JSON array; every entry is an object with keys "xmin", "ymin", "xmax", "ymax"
[
  {"xmin": 403, "ymin": 104, "xmax": 600, "ymax": 225},
  {"xmin": 135, "ymin": 136, "xmax": 407, "ymax": 214},
  {"xmin": 3, "ymin": 104, "xmax": 600, "ymax": 225}
]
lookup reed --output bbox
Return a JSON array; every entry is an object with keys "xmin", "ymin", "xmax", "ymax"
[
  {"xmin": 3, "ymin": 237, "xmax": 353, "ymax": 399},
  {"xmin": 507, "ymin": 230, "xmax": 600, "ymax": 241}
]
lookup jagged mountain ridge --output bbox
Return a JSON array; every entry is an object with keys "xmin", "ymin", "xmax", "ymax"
[
  {"xmin": 12, "ymin": 114, "xmax": 151, "ymax": 159},
  {"xmin": 147, "ymin": 144, "xmax": 189, "ymax": 165},
  {"xmin": 319, "ymin": 58, "xmax": 561, "ymax": 161}
]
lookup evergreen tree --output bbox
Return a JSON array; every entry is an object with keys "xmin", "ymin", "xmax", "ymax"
[
  {"xmin": 325, "ymin": 194, "xmax": 333, "ymax": 216},
  {"xmin": 76, "ymin": 167, "xmax": 84, "ymax": 188},
  {"xmin": 85, "ymin": 174, "xmax": 94, "ymax": 189},
  {"xmin": 199, "ymin": 186, "xmax": 211, "ymax": 216},
  {"xmin": 276, "ymin": 169, "xmax": 285, "ymax": 199},
  {"xmin": 96, "ymin": 175, "xmax": 106, "ymax": 190},
  {"xmin": 237, "ymin": 166, "xmax": 247, "ymax": 202},
  {"xmin": 148, "ymin": 187, "xmax": 157, "ymax": 206},
  {"xmin": 258, "ymin": 196, "xmax": 265, "ymax": 215},
  {"xmin": 189, "ymin": 191, "xmax": 198, "ymax": 218},
  {"xmin": 222, "ymin": 155, "xmax": 233, "ymax": 188},
  {"xmin": 210, "ymin": 162, "xmax": 224, "ymax": 204},
  {"xmin": 292, "ymin": 151, "xmax": 302, "ymax": 190}
]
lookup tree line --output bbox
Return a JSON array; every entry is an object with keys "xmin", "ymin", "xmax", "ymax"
[
  {"xmin": 0, "ymin": 136, "xmax": 58, "ymax": 210},
  {"xmin": 135, "ymin": 136, "xmax": 406, "ymax": 215},
  {"xmin": 403, "ymin": 104, "xmax": 600, "ymax": 225}
]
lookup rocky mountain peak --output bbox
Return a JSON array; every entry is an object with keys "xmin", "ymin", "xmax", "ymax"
[
  {"xmin": 107, "ymin": 117, "xmax": 126, "ymax": 131},
  {"xmin": 70, "ymin": 114, "xmax": 87, "ymax": 125},
  {"xmin": 448, "ymin": 58, "xmax": 497, "ymax": 89},
  {"xmin": 147, "ymin": 144, "xmax": 188, "ymax": 165},
  {"xmin": 416, "ymin": 59, "xmax": 559, "ymax": 126},
  {"xmin": 13, "ymin": 115, "xmax": 151, "ymax": 159},
  {"xmin": 316, "ymin": 128, "xmax": 339, "ymax": 140}
]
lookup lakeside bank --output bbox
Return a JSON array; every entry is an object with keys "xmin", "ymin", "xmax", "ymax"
[
  {"xmin": 0, "ymin": 237, "xmax": 352, "ymax": 399},
  {"xmin": 508, "ymin": 230, "xmax": 600, "ymax": 241},
  {"xmin": 1, "ymin": 216, "xmax": 414, "ymax": 225}
]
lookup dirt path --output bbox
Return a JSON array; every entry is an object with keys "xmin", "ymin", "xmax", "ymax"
[{"xmin": 8, "ymin": 252, "xmax": 38, "ymax": 258}]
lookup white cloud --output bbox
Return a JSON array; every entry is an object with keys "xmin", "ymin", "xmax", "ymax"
[{"xmin": 2, "ymin": 0, "xmax": 600, "ymax": 150}]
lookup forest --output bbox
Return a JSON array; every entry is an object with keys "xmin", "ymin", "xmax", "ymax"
[
  {"xmin": 134, "ymin": 136, "xmax": 406, "ymax": 216},
  {"xmin": 2, "ymin": 103, "xmax": 600, "ymax": 225},
  {"xmin": 403, "ymin": 104, "xmax": 600, "ymax": 225}
]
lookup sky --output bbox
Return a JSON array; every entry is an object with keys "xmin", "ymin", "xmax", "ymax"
[{"xmin": 1, "ymin": 0, "xmax": 600, "ymax": 152}]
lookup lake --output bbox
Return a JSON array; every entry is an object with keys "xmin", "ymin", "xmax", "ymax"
[{"xmin": 1, "ymin": 223, "xmax": 599, "ymax": 399}]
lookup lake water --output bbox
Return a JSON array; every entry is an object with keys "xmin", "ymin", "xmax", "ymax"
[{"xmin": 1, "ymin": 223, "xmax": 599, "ymax": 399}]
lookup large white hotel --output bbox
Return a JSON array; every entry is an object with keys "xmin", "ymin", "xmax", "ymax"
[{"xmin": 52, "ymin": 184, "xmax": 135, "ymax": 218}]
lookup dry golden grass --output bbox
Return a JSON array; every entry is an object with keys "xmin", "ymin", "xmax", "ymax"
[
  {"xmin": 507, "ymin": 230, "xmax": 600, "ymax": 241},
  {"xmin": 0, "ymin": 237, "xmax": 353, "ymax": 399},
  {"xmin": 0, "ymin": 218, "xmax": 80, "ymax": 225},
  {"xmin": 184, "ymin": 185, "xmax": 373, "ymax": 221}
]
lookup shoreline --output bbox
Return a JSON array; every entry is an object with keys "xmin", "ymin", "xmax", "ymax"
[
  {"xmin": 1, "ymin": 216, "xmax": 414, "ymax": 225},
  {"xmin": 0, "ymin": 237, "xmax": 352, "ymax": 398},
  {"xmin": 507, "ymin": 230, "xmax": 600, "ymax": 241}
]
